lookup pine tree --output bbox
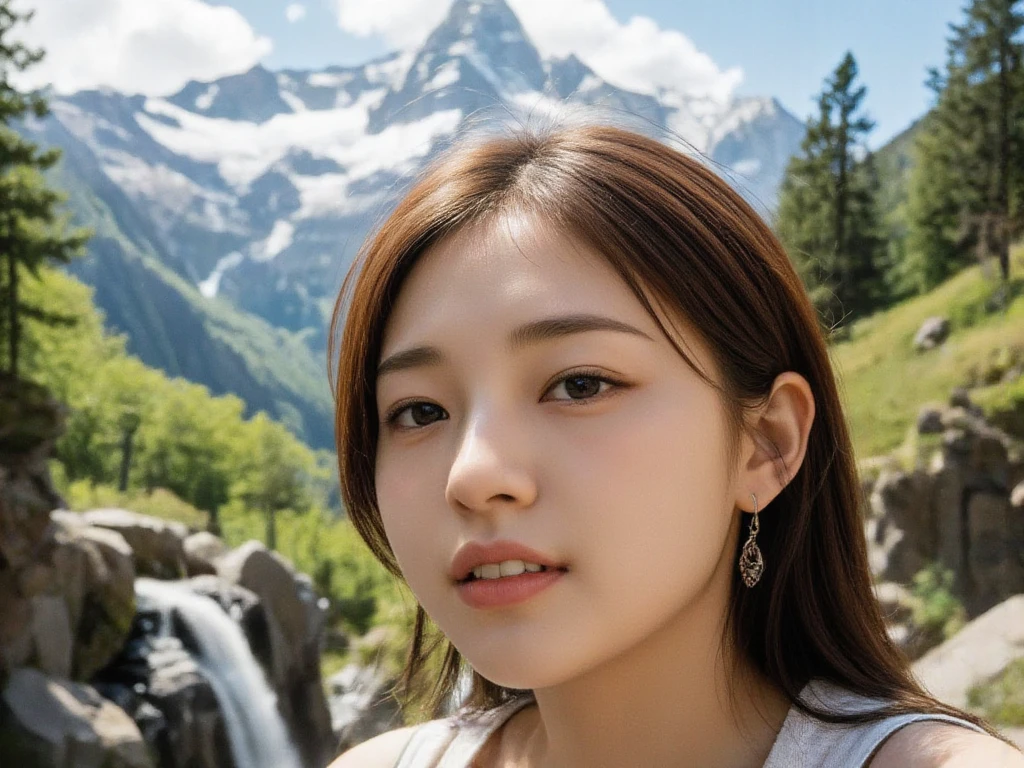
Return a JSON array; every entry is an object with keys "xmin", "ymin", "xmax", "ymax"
[
  {"xmin": 775, "ymin": 52, "xmax": 885, "ymax": 330},
  {"xmin": 0, "ymin": 2, "xmax": 89, "ymax": 378},
  {"xmin": 909, "ymin": 0, "xmax": 1024, "ymax": 285}
]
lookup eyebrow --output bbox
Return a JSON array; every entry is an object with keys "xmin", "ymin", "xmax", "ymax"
[{"xmin": 376, "ymin": 313, "xmax": 654, "ymax": 378}]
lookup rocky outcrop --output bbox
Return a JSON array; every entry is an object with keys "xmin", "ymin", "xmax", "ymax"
[
  {"xmin": 83, "ymin": 510, "xmax": 188, "ymax": 580},
  {"xmin": 217, "ymin": 541, "xmax": 335, "ymax": 768},
  {"xmin": 1, "ymin": 376, "xmax": 335, "ymax": 767},
  {"xmin": 913, "ymin": 595, "xmax": 1024, "ymax": 710},
  {"xmin": 92, "ymin": 609, "xmax": 236, "ymax": 768},
  {"xmin": 0, "ymin": 666, "xmax": 154, "ymax": 768},
  {"xmin": 328, "ymin": 663, "xmax": 402, "ymax": 753},
  {"xmin": 865, "ymin": 391, "xmax": 1024, "ymax": 616},
  {"xmin": 183, "ymin": 532, "xmax": 226, "ymax": 577}
]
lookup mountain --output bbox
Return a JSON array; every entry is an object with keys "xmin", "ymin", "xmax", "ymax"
[{"xmin": 22, "ymin": 0, "xmax": 805, "ymax": 448}]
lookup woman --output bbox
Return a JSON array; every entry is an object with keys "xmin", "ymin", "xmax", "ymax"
[{"xmin": 328, "ymin": 124, "xmax": 1022, "ymax": 767}]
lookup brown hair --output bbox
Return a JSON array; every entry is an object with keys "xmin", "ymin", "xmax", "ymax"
[{"xmin": 328, "ymin": 123, "xmax": 992, "ymax": 730}]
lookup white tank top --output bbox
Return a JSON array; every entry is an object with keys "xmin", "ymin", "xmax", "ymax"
[{"xmin": 391, "ymin": 680, "xmax": 985, "ymax": 767}]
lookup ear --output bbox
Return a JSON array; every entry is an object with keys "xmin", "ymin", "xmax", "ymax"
[{"xmin": 734, "ymin": 372, "xmax": 815, "ymax": 512}]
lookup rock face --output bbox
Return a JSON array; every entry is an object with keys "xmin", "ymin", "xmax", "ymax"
[
  {"xmin": 0, "ymin": 379, "xmax": 138, "ymax": 684},
  {"xmin": 0, "ymin": 667, "xmax": 154, "ymax": 768},
  {"xmin": 83, "ymin": 509, "xmax": 188, "ymax": 580},
  {"xmin": 217, "ymin": 541, "xmax": 334, "ymax": 768},
  {"xmin": 913, "ymin": 595, "xmax": 1024, "ymax": 709},
  {"xmin": 92, "ymin": 608, "xmax": 237, "ymax": 768},
  {"xmin": 328, "ymin": 663, "xmax": 402, "ymax": 753},
  {"xmin": 866, "ymin": 392, "xmax": 1024, "ymax": 616}
]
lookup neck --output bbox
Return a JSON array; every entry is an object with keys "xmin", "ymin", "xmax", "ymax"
[{"xmin": 514, "ymin": 550, "xmax": 790, "ymax": 768}]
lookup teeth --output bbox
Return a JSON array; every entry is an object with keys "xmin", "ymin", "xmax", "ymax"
[{"xmin": 470, "ymin": 560, "xmax": 547, "ymax": 580}]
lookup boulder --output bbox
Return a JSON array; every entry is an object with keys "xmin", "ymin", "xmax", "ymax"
[
  {"xmin": 52, "ymin": 512, "xmax": 137, "ymax": 680},
  {"xmin": 913, "ymin": 595, "xmax": 1024, "ymax": 710},
  {"xmin": 83, "ymin": 509, "xmax": 188, "ymax": 580},
  {"xmin": 0, "ymin": 666, "xmax": 154, "ymax": 768},
  {"xmin": 183, "ymin": 532, "xmax": 226, "ymax": 577},
  {"xmin": 916, "ymin": 407, "xmax": 944, "ymax": 435},
  {"xmin": 217, "ymin": 541, "xmax": 333, "ymax": 768},
  {"xmin": 914, "ymin": 316, "xmax": 950, "ymax": 351},
  {"xmin": 328, "ymin": 663, "xmax": 402, "ymax": 753}
]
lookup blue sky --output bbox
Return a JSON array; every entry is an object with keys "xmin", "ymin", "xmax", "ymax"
[{"xmin": 25, "ymin": 0, "xmax": 969, "ymax": 148}]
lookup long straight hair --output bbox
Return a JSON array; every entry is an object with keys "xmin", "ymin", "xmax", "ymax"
[{"xmin": 329, "ymin": 124, "xmax": 992, "ymax": 731}]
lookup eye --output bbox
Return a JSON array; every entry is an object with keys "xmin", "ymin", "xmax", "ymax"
[
  {"xmin": 387, "ymin": 401, "xmax": 449, "ymax": 429},
  {"xmin": 545, "ymin": 371, "xmax": 619, "ymax": 402}
]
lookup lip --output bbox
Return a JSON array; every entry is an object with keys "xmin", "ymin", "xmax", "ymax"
[{"xmin": 448, "ymin": 540, "xmax": 565, "ymax": 583}]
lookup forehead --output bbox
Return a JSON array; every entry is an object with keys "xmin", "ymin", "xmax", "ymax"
[
  {"xmin": 378, "ymin": 213, "xmax": 719, "ymax": 386},
  {"xmin": 381, "ymin": 214, "xmax": 645, "ymax": 346}
]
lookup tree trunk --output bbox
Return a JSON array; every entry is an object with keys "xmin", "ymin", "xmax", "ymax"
[
  {"xmin": 6, "ymin": 252, "xmax": 17, "ymax": 377},
  {"xmin": 266, "ymin": 505, "xmax": 277, "ymax": 551},
  {"xmin": 996, "ymin": 18, "xmax": 1011, "ymax": 281},
  {"xmin": 118, "ymin": 423, "xmax": 138, "ymax": 492}
]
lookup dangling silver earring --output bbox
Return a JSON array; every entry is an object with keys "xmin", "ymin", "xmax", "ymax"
[{"xmin": 739, "ymin": 492, "xmax": 764, "ymax": 588}]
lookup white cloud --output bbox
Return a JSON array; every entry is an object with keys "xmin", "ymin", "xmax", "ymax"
[
  {"xmin": 14, "ymin": 0, "xmax": 272, "ymax": 96},
  {"xmin": 285, "ymin": 3, "xmax": 307, "ymax": 23},
  {"xmin": 330, "ymin": 0, "xmax": 742, "ymax": 103}
]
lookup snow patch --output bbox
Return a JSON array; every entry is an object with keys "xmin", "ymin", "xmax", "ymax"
[
  {"xmin": 308, "ymin": 71, "xmax": 355, "ymax": 88},
  {"xmin": 448, "ymin": 41, "xmax": 473, "ymax": 57},
  {"xmin": 279, "ymin": 91, "xmax": 307, "ymax": 113},
  {"xmin": 252, "ymin": 219, "xmax": 295, "ymax": 261},
  {"xmin": 195, "ymin": 84, "xmax": 219, "ymax": 111},
  {"xmin": 199, "ymin": 251, "xmax": 244, "ymax": 298},
  {"xmin": 138, "ymin": 95, "xmax": 391, "ymax": 187},
  {"xmin": 365, "ymin": 51, "xmax": 415, "ymax": 90},
  {"xmin": 578, "ymin": 75, "xmax": 603, "ymax": 93},
  {"xmin": 428, "ymin": 61, "xmax": 460, "ymax": 91},
  {"xmin": 294, "ymin": 173, "xmax": 386, "ymax": 218}
]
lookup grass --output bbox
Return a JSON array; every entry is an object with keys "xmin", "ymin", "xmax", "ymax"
[
  {"xmin": 832, "ymin": 247, "xmax": 1024, "ymax": 459},
  {"xmin": 968, "ymin": 658, "xmax": 1024, "ymax": 726}
]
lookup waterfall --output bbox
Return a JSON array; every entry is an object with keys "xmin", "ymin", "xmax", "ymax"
[{"xmin": 135, "ymin": 578, "xmax": 303, "ymax": 768}]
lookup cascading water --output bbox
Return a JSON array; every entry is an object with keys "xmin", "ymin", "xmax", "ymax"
[{"xmin": 135, "ymin": 578, "xmax": 303, "ymax": 768}]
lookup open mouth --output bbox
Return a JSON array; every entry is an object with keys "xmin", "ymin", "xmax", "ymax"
[{"xmin": 459, "ymin": 563, "xmax": 569, "ymax": 584}]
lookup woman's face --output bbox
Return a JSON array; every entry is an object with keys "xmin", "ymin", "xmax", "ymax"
[{"xmin": 374, "ymin": 214, "xmax": 745, "ymax": 689}]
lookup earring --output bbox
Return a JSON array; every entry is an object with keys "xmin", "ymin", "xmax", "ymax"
[{"xmin": 739, "ymin": 492, "xmax": 764, "ymax": 588}]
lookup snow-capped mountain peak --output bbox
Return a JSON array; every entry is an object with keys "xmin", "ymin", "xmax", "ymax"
[{"xmin": 31, "ymin": 0, "xmax": 804, "ymax": 350}]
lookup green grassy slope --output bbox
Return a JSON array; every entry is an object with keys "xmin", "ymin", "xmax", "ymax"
[{"xmin": 833, "ymin": 247, "xmax": 1024, "ymax": 459}]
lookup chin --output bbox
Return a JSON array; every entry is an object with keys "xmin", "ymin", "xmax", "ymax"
[{"xmin": 455, "ymin": 634, "xmax": 603, "ymax": 691}]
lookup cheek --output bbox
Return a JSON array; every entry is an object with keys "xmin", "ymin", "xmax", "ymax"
[
  {"xmin": 557, "ymin": 384, "xmax": 736, "ymax": 588},
  {"xmin": 374, "ymin": 452, "xmax": 449, "ymax": 590}
]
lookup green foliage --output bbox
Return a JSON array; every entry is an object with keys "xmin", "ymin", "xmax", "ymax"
[
  {"xmin": 0, "ymin": 2, "xmax": 90, "ymax": 378},
  {"xmin": 61, "ymin": 479, "xmax": 208, "ymax": 531},
  {"xmin": 909, "ymin": 564, "xmax": 968, "ymax": 641},
  {"xmin": 968, "ymin": 658, "xmax": 1024, "ymax": 726},
  {"xmin": 775, "ymin": 52, "xmax": 887, "ymax": 330},
  {"xmin": 20, "ymin": 264, "xmax": 338, "ymax": 534},
  {"xmin": 908, "ymin": 0, "xmax": 1024, "ymax": 285}
]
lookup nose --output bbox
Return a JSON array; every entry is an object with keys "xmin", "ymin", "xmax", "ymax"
[{"xmin": 445, "ymin": 411, "xmax": 538, "ymax": 515}]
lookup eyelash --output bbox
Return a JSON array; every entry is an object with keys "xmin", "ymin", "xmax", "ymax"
[{"xmin": 382, "ymin": 368, "xmax": 627, "ymax": 430}]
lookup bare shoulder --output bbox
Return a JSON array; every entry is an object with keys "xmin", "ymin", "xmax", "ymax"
[
  {"xmin": 870, "ymin": 722, "xmax": 1024, "ymax": 768},
  {"xmin": 329, "ymin": 725, "xmax": 420, "ymax": 768}
]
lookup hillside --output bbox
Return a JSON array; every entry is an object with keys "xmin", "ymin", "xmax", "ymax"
[
  {"xmin": 36, "ymin": 116, "xmax": 335, "ymax": 448},
  {"xmin": 833, "ymin": 244, "xmax": 1024, "ymax": 459}
]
